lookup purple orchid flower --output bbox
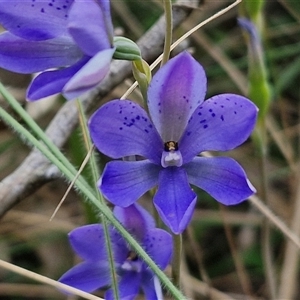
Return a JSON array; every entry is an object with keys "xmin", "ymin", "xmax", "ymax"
[
  {"xmin": 0, "ymin": 0, "xmax": 114, "ymax": 100},
  {"xmin": 88, "ymin": 52, "xmax": 258, "ymax": 234},
  {"xmin": 59, "ymin": 203, "xmax": 172, "ymax": 299}
]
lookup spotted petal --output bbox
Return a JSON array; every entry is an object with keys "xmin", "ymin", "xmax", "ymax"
[
  {"xmin": 59, "ymin": 261, "xmax": 110, "ymax": 293},
  {"xmin": 0, "ymin": 0, "xmax": 72, "ymax": 40},
  {"xmin": 0, "ymin": 32, "xmax": 82, "ymax": 73},
  {"xmin": 180, "ymin": 94, "xmax": 258, "ymax": 163},
  {"xmin": 68, "ymin": 0, "xmax": 111, "ymax": 56},
  {"xmin": 143, "ymin": 228, "xmax": 172, "ymax": 269},
  {"xmin": 89, "ymin": 99, "xmax": 162, "ymax": 163},
  {"xmin": 154, "ymin": 167, "xmax": 197, "ymax": 234},
  {"xmin": 68, "ymin": 224, "xmax": 122, "ymax": 262},
  {"xmin": 186, "ymin": 157, "xmax": 255, "ymax": 205},
  {"xmin": 100, "ymin": 160, "xmax": 160, "ymax": 207},
  {"xmin": 147, "ymin": 52, "xmax": 207, "ymax": 142}
]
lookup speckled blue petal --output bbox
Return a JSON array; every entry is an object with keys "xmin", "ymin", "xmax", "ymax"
[
  {"xmin": 180, "ymin": 94, "xmax": 258, "ymax": 163},
  {"xmin": 143, "ymin": 228, "xmax": 172, "ymax": 269},
  {"xmin": 59, "ymin": 261, "xmax": 110, "ymax": 293},
  {"xmin": 68, "ymin": 224, "xmax": 106, "ymax": 261},
  {"xmin": 186, "ymin": 157, "xmax": 255, "ymax": 205},
  {"xmin": 113, "ymin": 204, "xmax": 155, "ymax": 241},
  {"xmin": 68, "ymin": 224, "xmax": 126, "ymax": 263},
  {"xmin": 0, "ymin": 32, "xmax": 82, "ymax": 73},
  {"xmin": 147, "ymin": 52, "xmax": 207, "ymax": 142},
  {"xmin": 154, "ymin": 167, "xmax": 197, "ymax": 234},
  {"xmin": 89, "ymin": 99, "xmax": 163, "ymax": 163},
  {"xmin": 105, "ymin": 271, "xmax": 141, "ymax": 300},
  {"xmin": 27, "ymin": 57, "xmax": 89, "ymax": 101},
  {"xmin": 0, "ymin": 0, "xmax": 72, "ymax": 40},
  {"xmin": 62, "ymin": 48, "xmax": 114, "ymax": 100},
  {"xmin": 68, "ymin": 0, "xmax": 111, "ymax": 56},
  {"xmin": 100, "ymin": 160, "xmax": 160, "ymax": 207}
]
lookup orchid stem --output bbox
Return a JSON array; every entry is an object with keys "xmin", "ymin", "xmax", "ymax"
[
  {"xmin": 76, "ymin": 100, "xmax": 119, "ymax": 300},
  {"xmin": 161, "ymin": 0, "xmax": 173, "ymax": 66},
  {"xmin": 172, "ymin": 233, "xmax": 182, "ymax": 288},
  {"xmin": 255, "ymin": 124, "xmax": 277, "ymax": 299}
]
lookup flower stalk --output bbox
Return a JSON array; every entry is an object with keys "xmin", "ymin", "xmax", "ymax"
[
  {"xmin": 172, "ymin": 233, "xmax": 182, "ymax": 288},
  {"xmin": 161, "ymin": 0, "xmax": 173, "ymax": 66}
]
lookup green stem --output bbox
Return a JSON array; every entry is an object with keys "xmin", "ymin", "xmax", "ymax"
[
  {"xmin": 76, "ymin": 100, "xmax": 119, "ymax": 300},
  {"xmin": 172, "ymin": 233, "xmax": 182, "ymax": 288},
  {"xmin": 0, "ymin": 105, "xmax": 186, "ymax": 300},
  {"xmin": 255, "ymin": 124, "xmax": 277, "ymax": 299},
  {"xmin": 161, "ymin": 0, "xmax": 173, "ymax": 66}
]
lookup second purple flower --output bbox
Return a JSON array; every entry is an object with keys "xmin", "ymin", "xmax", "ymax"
[{"xmin": 89, "ymin": 52, "xmax": 258, "ymax": 234}]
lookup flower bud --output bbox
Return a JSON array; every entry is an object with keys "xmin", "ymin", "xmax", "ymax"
[{"xmin": 113, "ymin": 36, "xmax": 142, "ymax": 61}]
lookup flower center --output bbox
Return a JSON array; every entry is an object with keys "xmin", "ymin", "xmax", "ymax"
[
  {"xmin": 161, "ymin": 141, "xmax": 183, "ymax": 168},
  {"xmin": 121, "ymin": 251, "xmax": 142, "ymax": 272}
]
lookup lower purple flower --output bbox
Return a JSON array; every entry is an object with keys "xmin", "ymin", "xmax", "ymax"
[
  {"xmin": 59, "ymin": 203, "xmax": 172, "ymax": 300},
  {"xmin": 89, "ymin": 52, "xmax": 258, "ymax": 234}
]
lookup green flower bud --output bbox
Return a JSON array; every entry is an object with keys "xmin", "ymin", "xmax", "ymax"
[
  {"xmin": 113, "ymin": 36, "xmax": 142, "ymax": 61},
  {"xmin": 132, "ymin": 59, "xmax": 152, "ymax": 103}
]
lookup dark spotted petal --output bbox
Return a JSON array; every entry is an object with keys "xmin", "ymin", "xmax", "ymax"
[
  {"xmin": 147, "ymin": 52, "xmax": 207, "ymax": 142},
  {"xmin": 143, "ymin": 228, "xmax": 172, "ymax": 269},
  {"xmin": 180, "ymin": 94, "xmax": 258, "ymax": 163},
  {"xmin": 0, "ymin": 0, "xmax": 72, "ymax": 40},
  {"xmin": 89, "ymin": 99, "xmax": 163, "ymax": 163}
]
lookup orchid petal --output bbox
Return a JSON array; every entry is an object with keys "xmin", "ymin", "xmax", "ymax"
[
  {"xmin": 68, "ymin": 0, "xmax": 111, "ymax": 56},
  {"xmin": 154, "ymin": 167, "xmax": 197, "ymax": 234},
  {"xmin": 95, "ymin": 0, "xmax": 114, "ymax": 43},
  {"xmin": 68, "ymin": 224, "xmax": 126, "ymax": 263},
  {"xmin": 0, "ymin": 0, "xmax": 72, "ymax": 40},
  {"xmin": 89, "ymin": 99, "xmax": 162, "ymax": 163},
  {"xmin": 186, "ymin": 157, "xmax": 255, "ymax": 205},
  {"xmin": 144, "ymin": 228, "xmax": 172, "ymax": 269},
  {"xmin": 141, "ymin": 272, "xmax": 162, "ymax": 300},
  {"xmin": 27, "ymin": 57, "xmax": 89, "ymax": 101},
  {"xmin": 69, "ymin": 225, "xmax": 106, "ymax": 261},
  {"xmin": 100, "ymin": 160, "xmax": 160, "ymax": 207},
  {"xmin": 113, "ymin": 204, "xmax": 155, "ymax": 241},
  {"xmin": 105, "ymin": 271, "xmax": 141, "ymax": 300},
  {"xmin": 0, "ymin": 32, "xmax": 81, "ymax": 73},
  {"xmin": 148, "ymin": 52, "xmax": 207, "ymax": 142},
  {"xmin": 62, "ymin": 48, "xmax": 114, "ymax": 100},
  {"xmin": 59, "ymin": 261, "xmax": 110, "ymax": 293},
  {"xmin": 180, "ymin": 94, "xmax": 258, "ymax": 163}
]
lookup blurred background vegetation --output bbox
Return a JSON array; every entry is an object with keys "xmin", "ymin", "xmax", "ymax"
[{"xmin": 1, "ymin": 0, "xmax": 300, "ymax": 299}]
